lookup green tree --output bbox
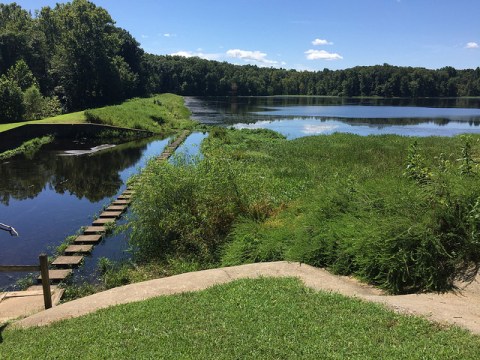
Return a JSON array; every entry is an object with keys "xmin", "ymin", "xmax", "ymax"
[{"xmin": 0, "ymin": 75, "xmax": 25, "ymax": 123}]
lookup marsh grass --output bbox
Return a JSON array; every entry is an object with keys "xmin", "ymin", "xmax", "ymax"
[
  {"xmin": 1, "ymin": 278, "xmax": 480, "ymax": 359},
  {"xmin": 129, "ymin": 128, "xmax": 480, "ymax": 294}
]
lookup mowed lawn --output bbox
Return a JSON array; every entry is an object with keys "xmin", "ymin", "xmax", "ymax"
[
  {"xmin": 0, "ymin": 111, "xmax": 86, "ymax": 133},
  {"xmin": 1, "ymin": 278, "xmax": 479, "ymax": 359}
]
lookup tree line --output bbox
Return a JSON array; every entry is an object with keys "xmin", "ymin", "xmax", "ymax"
[{"xmin": 1, "ymin": 0, "xmax": 480, "ymax": 123}]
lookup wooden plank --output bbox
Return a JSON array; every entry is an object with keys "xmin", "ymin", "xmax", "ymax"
[
  {"xmin": 51, "ymin": 256, "xmax": 83, "ymax": 267},
  {"xmin": 38, "ymin": 269, "xmax": 72, "ymax": 282},
  {"xmin": 74, "ymin": 234, "xmax": 102, "ymax": 243},
  {"xmin": 99, "ymin": 211, "xmax": 122, "ymax": 218},
  {"xmin": 64, "ymin": 244, "xmax": 93, "ymax": 254},
  {"xmin": 106, "ymin": 205, "xmax": 127, "ymax": 212},
  {"xmin": 0, "ymin": 265, "xmax": 40, "ymax": 272},
  {"xmin": 92, "ymin": 218, "xmax": 115, "ymax": 226},
  {"xmin": 84, "ymin": 226, "xmax": 106, "ymax": 234}
]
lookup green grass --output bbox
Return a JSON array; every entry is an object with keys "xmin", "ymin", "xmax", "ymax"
[
  {"xmin": 128, "ymin": 129, "xmax": 480, "ymax": 294},
  {"xmin": 0, "ymin": 94, "xmax": 195, "ymax": 135},
  {"xmin": 85, "ymin": 94, "xmax": 194, "ymax": 134},
  {"xmin": 0, "ymin": 111, "xmax": 86, "ymax": 132},
  {"xmin": 1, "ymin": 278, "xmax": 479, "ymax": 359}
]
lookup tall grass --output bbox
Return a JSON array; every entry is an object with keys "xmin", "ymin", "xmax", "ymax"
[{"xmin": 129, "ymin": 129, "xmax": 480, "ymax": 294}]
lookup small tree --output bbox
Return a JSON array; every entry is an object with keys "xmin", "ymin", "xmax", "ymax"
[
  {"xmin": 0, "ymin": 75, "xmax": 25, "ymax": 123},
  {"xmin": 23, "ymin": 85, "xmax": 45, "ymax": 120}
]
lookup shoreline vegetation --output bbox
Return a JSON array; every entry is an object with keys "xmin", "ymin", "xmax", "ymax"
[
  {"xmin": 0, "ymin": 135, "xmax": 54, "ymax": 161},
  {"xmin": 123, "ymin": 128, "xmax": 480, "ymax": 294}
]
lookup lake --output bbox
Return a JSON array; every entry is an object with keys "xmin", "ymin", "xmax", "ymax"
[{"xmin": 185, "ymin": 97, "xmax": 480, "ymax": 138}]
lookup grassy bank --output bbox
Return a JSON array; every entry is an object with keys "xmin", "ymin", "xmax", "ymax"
[
  {"xmin": 0, "ymin": 135, "xmax": 54, "ymax": 161},
  {"xmin": 127, "ymin": 129, "xmax": 480, "ymax": 294},
  {"xmin": 0, "ymin": 111, "xmax": 86, "ymax": 133},
  {"xmin": 85, "ymin": 94, "xmax": 193, "ymax": 134},
  {"xmin": 2, "ymin": 278, "xmax": 479, "ymax": 358},
  {"xmin": 0, "ymin": 94, "xmax": 194, "ymax": 135}
]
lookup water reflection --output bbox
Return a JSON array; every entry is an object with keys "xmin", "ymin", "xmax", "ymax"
[
  {"xmin": 0, "ymin": 136, "xmax": 170, "ymax": 289},
  {"xmin": 0, "ymin": 139, "xmax": 152, "ymax": 205},
  {"xmin": 186, "ymin": 96, "xmax": 480, "ymax": 137}
]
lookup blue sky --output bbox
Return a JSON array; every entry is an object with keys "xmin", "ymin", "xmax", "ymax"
[{"xmin": 15, "ymin": 0, "xmax": 480, "ymax": 71}]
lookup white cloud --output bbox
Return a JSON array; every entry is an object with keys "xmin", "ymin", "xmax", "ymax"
[
  {"xmin": 312, "ymin": 38, "xmax": 333, "ymax": 46},
  {"xmin": 305, "ymin": 49, "xmax": 343, "ymax": 61},
  {"xmin": 466, "ymin": 42, "xmax": 479, "ymax": 49},
  {"xmin": 163, "ymin": 33, "xmax": 176, "ymax": 38},
  {"xmin": 226, "ymin": 49, "xmax": 278, "ymax": 65},
  {"xmin": 141, "ymin": 34, "xmax": 149, "ymax": 39},
  {"xmin": 170, "ymin": 51, "xmax": 221, "ymax": 61}
]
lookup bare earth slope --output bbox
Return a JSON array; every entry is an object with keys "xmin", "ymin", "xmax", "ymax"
[{"xmin": 14, "ymin": 262, "xmax": 480, "ymax": 334}]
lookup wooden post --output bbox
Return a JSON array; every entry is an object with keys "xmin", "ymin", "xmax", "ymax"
[{"xmin": 39, "ymin": 254, "xmax": 52, "ymax": 309}]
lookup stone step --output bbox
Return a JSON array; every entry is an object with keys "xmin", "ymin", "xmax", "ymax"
[
  {"xmin": 37, "ymin": 269, "xmax": 72, "ymax": 282},
  {"xmin": 74, "ymin": 234, "xmax": 103, "ymax": 244},
  {"xmin": 64, "ymin": 244, "xmax": 93, "ymax": 254},
  {"xmin": 117, "ymin": 195, "xmax": 132, "ymax": 200},
  {"xmin": 51, "ymin": 255, "xmax": 84, "ymax": 267},
  {"xmin": 84, "ymin": 226, "xmax": 106, "ymax": 234},
  {"xmin": 92, "ymin": 218, "xmax": 115, "ymax": 226},
  {"xmin": 112, "ymin": 199, "xmax": 131, "ymax": 206},
  {"xmin": 123, "ymin": 190, "xmax": 135, "ymax": 195},
  {"xmin": 99, "ymin": 211, "xmax": 123, "ymax": 218},
  {"xmin": 106, "ymin": 205, "xmax": 127, "ymax": 212}
]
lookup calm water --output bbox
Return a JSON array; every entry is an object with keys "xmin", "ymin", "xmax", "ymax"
[
  {"xmin": 0, "ymin": 137, "xmax": 170, "ymax": 289},
  {"xmin": 0, "ymin": 133, "xmax": 207, "ymax": 289},
  {"xmin": 185, "ymin": 97, "xmax": 480, "ymax": 138}
]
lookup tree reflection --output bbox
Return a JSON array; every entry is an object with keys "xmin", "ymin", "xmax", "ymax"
[{"xmin": 0, "ymin": 139, "xmax": 151, "ymax": 205}]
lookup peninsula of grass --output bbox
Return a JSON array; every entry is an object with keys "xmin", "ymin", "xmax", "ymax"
[{"xmin": 1, "ymin": 278, "xmax": 479, "ymax": 359}]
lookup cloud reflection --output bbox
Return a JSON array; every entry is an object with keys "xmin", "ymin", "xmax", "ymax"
[{"xmin": 302, "ymin": 124, "xmax": 339, "ymax": 134}]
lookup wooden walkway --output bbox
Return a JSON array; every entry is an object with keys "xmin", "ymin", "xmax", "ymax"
[{"xmin": 1, "ymin": 130, "xmax": 191, "ymax": 322}]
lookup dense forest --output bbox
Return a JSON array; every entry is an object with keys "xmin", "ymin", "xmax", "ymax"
[{"xmin": 1, "ymin": 0, "xmax": 480, "ymax": 123}]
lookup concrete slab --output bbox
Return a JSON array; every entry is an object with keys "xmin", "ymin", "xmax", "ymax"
[
  {"xmin": 37, "ymin": 269, "xmax": 72, "ymax": 282},
  {"xmin": 106, "ymin": 205, "xmax": 127, "ymax": 212},
  {"xmin": 51, "ymin": 256, "xmax": 83, "ymax": 267},
  {"xmin": 92, "ymin": 218, "xmax": 115, "ymax": 226},
  {"xmin": 84, "ymin": 226, "xmax": 106, "ymax": 234},
  {"xmin": 0, "ymin": 286, "xmax": 64, "ymax": 324},
  {"xmin": 64, "ymin": 245, "xmax": 93, "ymax": 254},
  {"xmin": 112, "ymin": 200, "xmax": 130, "ymax": 206},
  {"xmin": 99, "ymin": 211, "xmax": 122, "ymax": 218},
  {"xmin": 74, "ymin": 234, "xmax": 102, "ymax": 244},
  {"xmin": 116, "ymin": 196, "xmax": 131, "ymax": 201}
]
